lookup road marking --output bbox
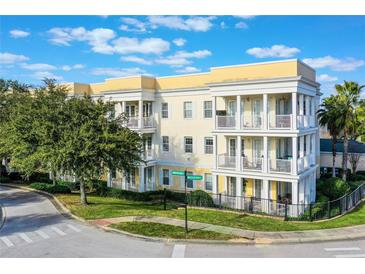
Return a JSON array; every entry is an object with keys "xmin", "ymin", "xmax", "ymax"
[
  {"xmin": 67, "ymin": 224, "xmax": 81, "ymax": 232},
  {"xmin": 324, "ymin": 247, "xmax": 361, "ymax": 252},
  {"xmin": 171, "ymin": 244, "xmax": 186, "ymax": 258},
  {"xmin": 18, "ymin": 233, "xmax": 33, "ymax": 243},
  {"xmin": 0, "ymin": 236, "xmax": 14, "ymax": 247},
  {"xmin": 335, "ymin": 254, "xmax": 365, "ymax": 258},
  {"xmin": 35, "ymin": 230, "xmax": 50, "ymax": 239},
  {"xmin": 51, "ymin": 226, "xmax": 66, "ymax": 236}
]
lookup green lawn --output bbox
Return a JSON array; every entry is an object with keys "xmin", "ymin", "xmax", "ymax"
[
  {"xmin": 110, "ymin": 222, "xmax": 239, "ymax": 240},
  {"xmin": 56, "ymin": 194, "xmax": 365, "ymax": 232}
]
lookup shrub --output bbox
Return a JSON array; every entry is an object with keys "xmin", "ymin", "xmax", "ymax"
[
  {"xmin": 29, "ymin": 182, "xmax": 71, "ymax": 194},
  {"xmin": 348, "ymin": 174, "xmax": 365, "ymax": 182},
  {"xmin": 28, "ymin": 172, "xmax": 52, "ymax": 183},
  {"xmin": 187, "ymin": 190, "xmax": 214, "ymax": 207},
  {"xmin": 0, "ymin": 176, "xmax": 11, "ymax": 184},
  {"xmin": 58, "ymin": 180, "xmax": 80, "ymax": 191},
  {"xmin": 316, "ymin": 177, "xmax": 351, "ymax": 200},
  {"xmin": 94, "ymin": 180, "xmax": 108, "ymax": 196}
]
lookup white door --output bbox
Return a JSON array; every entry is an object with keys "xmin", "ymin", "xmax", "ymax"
[{"xmin": 227, "ymin": 100, "xmax": 236, "ymax": 117}]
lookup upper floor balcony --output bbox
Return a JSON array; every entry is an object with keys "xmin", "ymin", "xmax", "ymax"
[
  {"xmin": 214, "ymin": 135, "xmax": 317, "ymax": 176},
  {"xmin": 213, "ymin": 93, "xmax": 317, "ymax": 132},
  {"xmin": 115, "ymin": 100, "xmax": 156, "ymax": 132}
]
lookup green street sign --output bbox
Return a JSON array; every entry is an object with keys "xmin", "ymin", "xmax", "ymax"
[
  {"xmin": 187, "ymin": 175, "xmax": 203, "ymax": 180},
  {"xmin": 172, "ymin": 170, "xmax": 185, "ymax": 176}
]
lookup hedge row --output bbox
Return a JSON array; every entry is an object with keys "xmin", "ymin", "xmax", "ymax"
[{"xmin": 29, "ymin": 182, "xmax": 71, "ymax": 194}]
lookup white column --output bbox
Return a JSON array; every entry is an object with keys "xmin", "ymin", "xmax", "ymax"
[
  {"xmin": 213, "ymin": 96, "xmax": 217, "ymax": 130},
  {"xmin": 263, "ymin": 136, "xmax": 268, "ymax": 173},
  {"xmin": 121, "ymin": 101, "xmax": 126, "ymax": 113},
  {"xmin": 311, "ymin": 134, "xmax": 316, "ymax": 165},
  {"xmin": 107, "ymin": 170, "xmax": 112, "ymax": 187},
  {"xmin": 236, "ymin": 135, "xmax": 242, "ymax": 171},
  {"xmin": 299, "ymin": 178, "xmax": 305, "ymax": 204},
  {"xmin": 292, "ymin": 92, "xmax": 297, "ymax": 130},
  {"xmin": 292, "ymin": 181, "xmax": 299, "ymax": 205},
  {"xmin": 213, "ymin": 135, "xmax": 218, "ymax": 169},
  {"xmin": 305, "ymin": 95, "xmax": 310, "ymax": 116},
  {"xmin": 212, "ymin": 174, "xmax": 218, "ymax": 194},
  {"xmin": 300, "ymin": 136, "xmax": 305, "ymax": 158},
  {"xmin": 263, "ymin": 93, "xmax": 268, "ymax": 130},
  {"xmin": 292, "ymin": 136, "xmax": 298, "ymax": 175},
  {"xmin": 139, "ymin": 166, "xmax": 145, "ymax": 192},
  {"xmin": 115, "ymin": 102, "xmax": 122, "ymax": 116},
  {"xmin": 138, "ymin": 100, "xmax": 143, "ymax": 128},
  {"xmin": 299, "ymin": 94, "xmax": 304, "ymax": 115},
  {"xmin": 262, "ymin": 179, "xmax": 269, "ymax": 199},
  {"xmin": 236, "ymin": 95, "xmax": 241, "ymax": 130},
  {"xmin": 236, "ymin": 176, "xmax": 242, "ymax": 209}
]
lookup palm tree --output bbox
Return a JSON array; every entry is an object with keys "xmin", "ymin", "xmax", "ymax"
[
  {"xmin": 335, "ymin": 81, "xmax": 365, "ymax": 181},
  {"xmin": 317, "ymin": 96, "xmax": 342, "ymax": 177}
]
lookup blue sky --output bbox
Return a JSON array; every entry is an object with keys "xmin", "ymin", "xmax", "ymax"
[{"xmin": 0, "ymin": 15, "xmax": 364, "ymax": 97}]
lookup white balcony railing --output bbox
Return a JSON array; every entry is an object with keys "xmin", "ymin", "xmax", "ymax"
[
  {"xmin": 297, "ymin": 115, "xmax": 315, "ymax": 129},
  {"xmin": 127, "ymin": 117, "xmax": 139, "ymax": 128},
  {"xmin": 298, "ymin": 154, "xmax": 315, "ymax": 173},
  {"xmin": 143, "ymin": 116, "xmax": 154, "ymax": 128},
  {"xmin": 242, "ymin": 157, "xmax": 263, "ymax": 172},
  {"xmin": 241, "ymin": 114, "xmax": 262, "ymax": 129},
  {"xmin": 218, "ymin": 154, "xmax": 236, "ymax": 169},
  {"xmin": 144, "ymin": 149, "xmax": 154, "ymax": 160},
  {"xmin": 216, "ymin": 116, "xmax": 235, "ymax": 129},
  {"xmin": 269, "ymin": 114, "xmax": 292, "ymax": 129},
  {"xmin": 269, "ymin": 158, "xmax": 292, "ymax": 174}
]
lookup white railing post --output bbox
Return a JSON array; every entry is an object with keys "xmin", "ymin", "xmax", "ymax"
[
  {"xmin": 292, "ymin": 92, "xmax": 297, "ymax": 130},
  {"xmin": 213, "ymin": 135, "xmax": 218, "ymax": 170},
  {"xmin": 263, "ymin": 136, "xmax": 268, "ymax": 173},
  {"xmin": 292, "ymin": 136, "xmax": 298, "ymax": 175},
  {"xmin": 263, "ymin": 93, "xmax": 268, "ymax": 130},
  {"xmin": 138, "ymin": 100, "xmax": 143, "ymax": 128},
  {"xmin": 236, "ymin": 95, "xmax": 241, "ymax": 130},
  {"xmin": 236, "ymin": 135, "xmax": 242, "ymax": 171}
]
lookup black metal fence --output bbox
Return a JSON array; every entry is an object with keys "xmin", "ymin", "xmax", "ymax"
[{"xmin": 184, "ymin": 183, "xmax": 365, "ymax": 221}]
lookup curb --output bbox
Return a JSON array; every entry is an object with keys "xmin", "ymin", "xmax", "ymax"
[
  {"xmin": 0, "ymin": 202, "xmax": 6, "ymax": 231},
  {"xmin": 2, "ymin": 183, "xmax": 365, "ymax": 245}
]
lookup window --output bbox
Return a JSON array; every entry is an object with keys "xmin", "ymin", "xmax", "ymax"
[
  {"xmin": 204, "ymin": 137, "xmax": 213, "ymax": 154},
  {"xmin": 186, "ymin": 171, "xmax": 193, "ymax": 188},
  {"xmin": 162, "ymin": 136, "xmax": 169, "ymax": 152},
  {"xmin": 184, "ymin": 137, "xmax": 193, "ymax": 153},
  {"xmin": 161, "ymin": 103, "xmax": 168, "ymax": 118},
  {"xmin": 162, "ymin": 169, "xmax": 170, "ymax": 185},
  {"xmin": 184, "ymin": 101, "xmax": 192, "ymax": 118},
  {"xmin": 127, "ymin": 169, "xmax": 136, "ymax": 186},
  {"xmin": 205, "ymin": 174, "xmax": 212, "ymax": 191},
  {"xmin": 204, "ymin": 101, "xmax": 212, "ymax": 118},
  {"xmin": 111, "ymin": 169, "xmax": 117, "ymax": 179}
]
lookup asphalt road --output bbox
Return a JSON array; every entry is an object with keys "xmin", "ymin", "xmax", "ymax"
[{"xmin": 1, "ymin": 185, "xmax": 365, "ymax": 258}]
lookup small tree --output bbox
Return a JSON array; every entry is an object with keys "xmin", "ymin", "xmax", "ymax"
[
  {"xmin": 349, "ymin": 152, "xmax": 361, "ymax": 175},
  {"xmin": 59, "ymin": 96, "xmax": 144, "ymax": 205}
]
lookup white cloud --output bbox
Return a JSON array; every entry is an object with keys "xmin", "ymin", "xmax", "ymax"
[
  {"xmin": 148, "ymin": 16, "xmax": 215, "ymax": 32},
  {"xmin": 235, "ymin": 22, "xmax": 248, "ymax": 29},
  {"xmin": 317, "ymin": 74, "xmax": 338, "ymax": 82},
  {"xmin": 173, "ymin": 38, "xmax": 186, "ymax": 47},
  {"xmin": 303, "ymin": 56, "xmax": 365, "ymax": 71},
  {"xmin": 175, "ymin": 66, "xmax": 201, "ymax": 74},
  {"xmin": 0, "ymin": 52, "xmax": 29, "ymax": 64},
  {"xmin": 112, "ymin": 37, "xmax": 170, "ymax": 55},
  {"xmin": 20, "ymin": 63, "xmax": 57, "ymax": 71},
  {"xmin": 91, "ymin": 67, "xmax": 147, "ymax": 78},
  {"xmin": 246, "ymin": 44, "xmax": 300, "ymax": 58},
  {"xmin": 10, "ymin": 29, "xmax": 30, "ymax": 38},
  {"xmin": 120, "ymin": 56, "xmax": 152, "ymax": 65},
  {"xmin": 119, "ymin": 17, "xmax": 147, "ymax": 32},
  {"xmin": 47, "ymin": 27, "xmax": 116, "ymax": 54},
  {"xmin": 220, "ymin": 22, "xmax": 227, "ymax": 29},
  {"xmin": 155, "ymin": 50, "xmax": 212, "ymax": 67},
  {"xmin": 61, "ymin": 64, "xmax": 85, "ymax": 71},
  {"xmin": 31, "ymin": 71, "xmax": 63, "ymax": 81}
]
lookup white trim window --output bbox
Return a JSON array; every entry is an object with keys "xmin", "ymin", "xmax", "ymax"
[
  {"xmin": 161, "ymin": 102, "xmax": 168, "ymax": 118},
  {"xmin": 204, "ymin": 101, "xmax": 212, "ymax": 118},
  {"xmin": 205, "ymin": 173, "xmax": 213, "ymax": 192},
  {"xmin": 204, "ymin": 137, "xmax": 213, "ymax": 154},
  {"xmin": 184, "ymin": 101, "xmax": 193, "ymax": 118},
  {"xmin": 184, "ymin": 136, "xmax": 193, "ymax": 153},
  {"xmin": 162, "ymin": 136, "xmax": 169, "ymax": 152},
  {"xmin": 162, "ymin": 169, "xmax": 170, "ymax": 185}
]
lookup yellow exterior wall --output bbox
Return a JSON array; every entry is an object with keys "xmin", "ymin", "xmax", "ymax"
[
  {"xmin": 218, "ymin": 175, "xmax": 225, "ymax": 193},
  {"xmin": 66, "ymin": 60, "xmax": 315, "ymax": 95},
  {"xmin": 245, "ymin": 178, "xmax": 253, "ymax": 197},
  {"xmin": 271, "ymin": 181, "xmax": 277, "ymax": 200}
]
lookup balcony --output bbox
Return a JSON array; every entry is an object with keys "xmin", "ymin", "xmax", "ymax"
[
  {"xmin": 126, "ymin": 116, "xmax": 155, "ymax": 130},
  {"xmin": 242, "ymin": 114, "xmax": 262, "ymax": 129},
  {"xmin": 242, "ymin": 156, "xmax": 263, "ymax": 172},
  {"xmin": 144, "ymin": 149, "xmax": 154, "ymax": 161},
  {"xmin": 218, "ymin": 154, "xmax": 236, "ymax": 169},
  {"xmin": 269, "ymin": 114, "xmax": 292, "ymax": 129},
  {"xmin": 127, "ymin": 117, "xmax": 139, "ymax": 128},
  {"xmin": 143, "ymin": 116, "xmax": 154, "ymax": 128},
  {"xmin": 216, "ymin": 115, "xmax": 235, "ymax": 129},
  {"xmin": 269, "ymin": 158, "xmax": 292, "ymax": 174}
]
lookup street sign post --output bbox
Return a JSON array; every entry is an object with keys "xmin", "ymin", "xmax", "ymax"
[{"xmin": 171, "ymin": 170, "xmax": 202, "ymax": 235}]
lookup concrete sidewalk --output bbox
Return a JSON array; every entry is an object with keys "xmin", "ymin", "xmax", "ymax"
[{"xmin": 90, "ymin": 215, "xmax": 365, "ymax": 244}]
